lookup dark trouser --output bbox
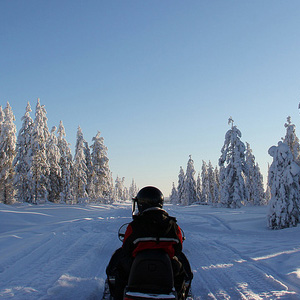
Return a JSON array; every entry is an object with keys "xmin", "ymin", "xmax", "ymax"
[
  {"xmin": 106, "ymin": 248, "xmax": 132, "ymax": 300},
  {"xmin": 106, "ymin": 248, "xmax": 193, "ymax": 300}
]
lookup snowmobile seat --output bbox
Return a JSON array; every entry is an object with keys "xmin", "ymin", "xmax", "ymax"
[{"xmin": 126, "ymin": 249, "xmax": 175, "ymax": 294}]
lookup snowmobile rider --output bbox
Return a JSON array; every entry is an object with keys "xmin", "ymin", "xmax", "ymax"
[{"xmin": 106, "ymin": 186, "xmax": 193, "ymax": 300}]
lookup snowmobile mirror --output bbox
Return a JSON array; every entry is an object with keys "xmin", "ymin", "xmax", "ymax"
[
  {"xmin": 118, "ymin": 223, "xmax": 129, "ymax": 242},
  {"xmin": 181, "ymin": 227, "xmax": 186, "ymax": 241},
  {"xmin": 132, "ymin": 199, "xmax": 138, "ymax": 216}
]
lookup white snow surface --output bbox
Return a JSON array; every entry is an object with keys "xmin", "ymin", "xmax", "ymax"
[{"xmin": 1, "ymin": 202, "xmax": 300, "ymax": 300}]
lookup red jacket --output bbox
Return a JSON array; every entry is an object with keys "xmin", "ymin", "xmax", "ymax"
[{"xmin": 122, "ymin": 208, "xmax": 183, "ymax": 259}]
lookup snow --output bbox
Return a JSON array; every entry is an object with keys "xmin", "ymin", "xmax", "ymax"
[{"xmin": 1, "ymin": 203, "xmax": 300, "ymax": 299}]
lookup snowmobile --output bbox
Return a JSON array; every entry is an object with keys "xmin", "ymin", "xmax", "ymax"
[{"xmin": 103, "ymin": 223, "xmax": 192, "ymax": 300}]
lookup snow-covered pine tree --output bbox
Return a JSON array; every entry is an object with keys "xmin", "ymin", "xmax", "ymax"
[
  {"xmin": 170, "ymin": 182, "xmax": 179, "ymax": 204},
  {"xmin": 83, "ymin": 140, "xmax": 93, "ymax": 198},
  {"xmin": 201, "ymin": 161, "xmax": 209, "ymax": 204},
  {"xmin": 177, "ymin": 166, "xmax": 185, "ymax": 205},
  {"xmin": 73, "ymin": 126, "xmax": 88, "ymax": 202},
  {"xmin": 14, "ymin": 102, "xmax": 34, "ymax": 203},
  {"xmin": 254, "ymin": 162, "xmax": 265, "ymax": 206},
  {"xmin": 91, "ymin": 131, "xmax": 111, "ymax": 201},
  {"xmin": 0, "ymin": 102, "xmax": 17, "ymax": 204},
  {"xmin": 183, "ymin": 155, "xmax": 197, "ymax": 205},
  {"xmin": 123, "ymin": 186, "xmax": 129, "ymax": 200},
  {"xmin": 129, "ymin": 179, "xmax": 138, "ymax": 200},
  {"xmin": 196, "ymin": 173, "xmax": 201, "ymax": 203},
  {"xmin": 57, "ymin": 121, "xmax": 73, "ymax": 203},
  {"xmin": 268, "ymin": 141, "xmax": 300, "ymax": 229},
  {"xmin": 283, "ymin": 116, "xmax": 300, "ymax": 164},
  {"xmin": 107, "ymin": 171, "xmax": 115, "ymax": 202},
  {"xmin": 30, "ymin": 99, "xmax": 50, "ymax": 204},
  {"xmin": 245, "ymin": 143, "xmax": 265, "ymax": 206},
  {"xmin": 265, "ymin": 164, "xmax": 271, "ymax": 205},
  {"xmin": 264, "ymin": 185, "xmax": 271, "ymax": 205},
  {"xmin": 207, "ymin": 161, "xmax": 215, "ymax": 204},
  {"xmin": 115, "ymin": 176, "xmax": 125, "ymax": 201},
  {"xmin": 219, "ymin": 118, "xmax": 248, "ymax": 208},
  {"xmin": 213, "ymin": 166, "xmax": 220, "ymax": 205},
  {"xmin": 47, "ymin": 126, "xmax": 61, "ymax": 203}
]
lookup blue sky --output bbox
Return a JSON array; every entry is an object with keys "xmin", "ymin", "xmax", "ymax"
[{"xmin": 1, "ymin": 1, "xmax": 300, "ymax": 196}]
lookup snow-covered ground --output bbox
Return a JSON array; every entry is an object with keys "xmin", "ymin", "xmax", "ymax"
[{"xmin": 0, "ymin": 203, "xmax": 300, "ymax": 300}]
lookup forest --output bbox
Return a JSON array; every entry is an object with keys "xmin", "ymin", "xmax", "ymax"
[
  {"xmin": 0, "ymin": 99, "xmax": 138, "ymax": 206},
  {"xmin": 1, "ymin": 99, "xmax": 300, "ymax": 230},
  {"xmin": 170, "ymin": 115, "xmax": 300, "ymax": 230}
]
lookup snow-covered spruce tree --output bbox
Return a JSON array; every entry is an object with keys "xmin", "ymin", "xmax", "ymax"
[
  {"xmin": 283, "ymin": 116, "xmax": 300, "ymax": 164},
  {"xmin": 170, "ymin": 182, "xmax": 179, "ymax": 204},
  {"xmin": 73, "ymin": 126, "xmax": 88, "ymax": 203},
  {"xmin": 57, "ymin": 121, "xmax": 73, "ymax": 203},
  {"xmin": 14, "ymin": 102, "xmax": 34, "ymax": 203},
  {"xmin": 91, "ymin": 131, "xmax": 111, "ymax": 201},
  {"xmin": 264, "ymin": 164, "xmax": 271, "ymax": 205},
  {"xmin": 115, "ymin": 176, "xmax": 125, "ymax": 201},
  {"xmin": 265, "ymin": 184, "xmax": 271, "ymax": 205},
  {"xmin": 201, "ymin": 161, "xmax": 209, "ymax": 204},
  {"xmin": 30, "ymin": 99, "xmax": 50, "ymax": 204},
  {"xmin": 47, "ymin": 126, "xmax": 61, "ymax": 203},
  {"xmin": 177, "ymin": 166, "xmax": 185, "ymax": 205},
  {"xmin": 196, "ymin": 173, "xmax": 201, "ymax": 203},
  {"xmin": 83, "ymin": 139, "xmax": 93, "ymax": 198},
  {"xmin": 183, "ymin": 155, "xmax": 197, "ymax": 205},
  {"xmin": 107, "ymin": 171, "xmax": 115, "ymax": 202},
  {"xmin": 254, "ymin": 163, "xmax": 265, "ymax": 205},
  {"xmin": 0, "ymin": 102, "xmax": 17, "ymax": 204},
  {"xmin": 123, "ymin": 186, "xmax": 129, "ymax": 201},
  {"xmin": 129, "ymin": 179, "xmax": 138, "ymax": 200},
  {"xmin": 213, "ymin": 166, "xmax": 220, "ymax": 205},
  {"xmin": 245, "ymin": 143, "xmax": 265, "ymax": 206},
  {"xmin": 268, "ymin": 141, "xmax": 300, "ymax": 229},
  {"xmin": 218, "ymin": 118, "xmax": 248, "ymax": 208},
  {"xmin": 207, "ymin": 161, "xmax": 215, "ymax": 204}
]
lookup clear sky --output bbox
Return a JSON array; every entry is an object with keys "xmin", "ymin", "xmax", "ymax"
[{"xmin": 1, "ymin": 1, "xmax": 300, "ymax": 196}]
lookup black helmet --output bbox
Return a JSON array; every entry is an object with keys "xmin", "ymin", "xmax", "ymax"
[{"xmin": 132, "ymin": 186, "xmax": 164, "ymax": 213}]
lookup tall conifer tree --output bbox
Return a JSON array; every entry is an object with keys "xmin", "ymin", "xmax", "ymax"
[
  {"xmin": 245, "ymin": 143, "xmax": 264, "ymax": 206},
  {"xmin": 0, "ymin": 102, "xmax": 17, "ymax": 204},
  {"xmin": 57, "ymin": 121, "xmax": 73, "ymax": 203},
  {"xmin": 268, "ymin": 142, "xmax": 300, "ymax": 229},
  {"xmin": 283, "ymin": 116, "xmax": 300, "ymax": 164},
  {"xmin": 196, "ymin": 173, "xmax": 201, "ymax": 203},
  {"xmin": 14, "ymin": 102, "xmax": 34, "ymax": 203},
  {"xmin": 47, "ymin": 126, "xmax": 61, "ymax": 203},
  {"xmin": 219, "ymin": 118, "xmax": 248, "ymax": 208},
  {"xmin": 177, "ymin": 166, "xmax": 185, "ymax": 205},
  {"xmin": 170, "ymin": 182, "xmax": 179, "ymax": 204},
  {"xmin": 207, "ymin": 161, "xmax": 215, "ymax": 204},
  {"xmin": 213, "ymin": 166, "xmax": 220, "ymax": 205},
  {"xmin": 183, "ymin": 155, "xmax": 197, "ymax": 205},
  {"xmin": 129, "ymin": 179, "xmax": 138, "ymax": 200},
  {"xmin": 30, "ymin": 99, "xmax": 50, "ymax": 203},
  {"xmin": 73, "ymin": 126, "xmax": 88, "ymax": 202},
  {"xmin": 201, "ymin": 161, "xmax": 209, "ymax": 204},
  {"xmin": 91, "ymin": 131, "xmax": 111, "ymax": 201}
]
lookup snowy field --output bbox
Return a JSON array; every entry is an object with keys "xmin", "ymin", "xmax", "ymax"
[{"xmin": 1, "ymin": 203, "xmax": 300, "ymax": 300}]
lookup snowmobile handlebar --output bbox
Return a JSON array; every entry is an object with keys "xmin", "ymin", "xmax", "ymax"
[{"xmin": 118, "ymin": 223, "xmax": 128, "ymax": 242}]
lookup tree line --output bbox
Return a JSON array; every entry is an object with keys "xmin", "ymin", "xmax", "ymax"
[
  {"xmin": 0, "ymin": 99, "xmax": 138, "ymax": 205},
  {"xmin": 170, "ymin": 113, "xmax": 300, "ymax": 230},
  {"xmin": 170, "ymin": 117, "xmax": 266, "ymax": 208}
]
